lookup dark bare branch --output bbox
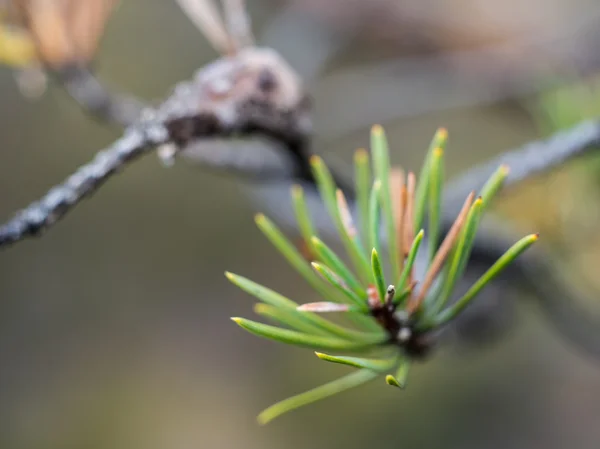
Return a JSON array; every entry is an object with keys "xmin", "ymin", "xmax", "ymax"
[
  {"xmin": 0, "ymin": 47, "xmax": 313, "ymax": 248},
  {"xmin": 0, "ymin": 121, "xmax": 165, "ymax": 247}
]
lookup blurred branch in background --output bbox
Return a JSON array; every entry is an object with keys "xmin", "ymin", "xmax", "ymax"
[
  {"xmin": 489, "ymin": 73, "xmax": 600, "ymax": 296},
  {"xmin": 262, "ymin": 1, "xmax": 600, "ymax": 140},
  {"xmin": 4, "ymin": 0, "xmax": 600, "ymax": 136}
]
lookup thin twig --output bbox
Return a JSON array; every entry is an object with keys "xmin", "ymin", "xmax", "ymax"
[
  {"xmin": 0, "ymin": 121, "xmax": 166, "ymax": 247},
  {"xmin": 0, "ymin": 47, "xmax": 313, "ymax": 248}
]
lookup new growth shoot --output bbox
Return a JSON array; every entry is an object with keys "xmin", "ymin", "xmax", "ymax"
[{"xmin": 227, "ymin": 126, "xmax": 537, "ymax": 424}]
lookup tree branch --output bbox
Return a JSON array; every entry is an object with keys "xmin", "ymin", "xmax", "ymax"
[
  {"xmin": 0, "ymin": 122, "xmax": 165, "ymax": 247},
  {"xmin": 0, "ymin": 47, "xmax": 313, "ymax": 248}
]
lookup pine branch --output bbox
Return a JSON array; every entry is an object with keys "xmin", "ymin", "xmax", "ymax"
[
  {"xmin": 0, "ymin": 122, "xmax": 164, "ymax": 247},
  {"xmin": 246, "ymin": 121, "xmax": 600, "ymax": 360},
  {"xmin": 0, "ymin": 47, "xmax": 313, "ymax": 248}
]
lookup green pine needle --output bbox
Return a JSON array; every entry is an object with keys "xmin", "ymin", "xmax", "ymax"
[
  {"xmin": 414, "ymin": 128, "xmax": 448, "ymax": 230},
  {"xmin": 226, "ymin": 272, "xmax": 380, "ymax": 340},
  {"xmin": 427, "ymin": 148, "xmax": 444, "ymax": 262},
  {"xmin": 385, "ymin": 361, "xmax": 410, "ymax": 389},
  {"xmin": 427, "ymin": 233, "xmax": 539, "ymax": 329},
  {"xmin": 291, "ymin": 185, "xmax": 318, "ymax": 254},
  {"xmin": 254, "ymin": 213, "xmax": 363, "ymax": 321},
  {"xmin": 395, "ymin": 229, "xmax": 424, "ymax": 292},
  {"xmin": 315, "ymin": 352, "xmax": 397, "ymax": 372},
  {"xmin": 369, "ymin": 180, "xmax": 382, "ymax": 257},
  {"xmin": 311, "ymin": 262, "xmax": 365, "ymax": 307},
  {"xmin": 231, "ymin": 317, "xmax": 386, "ymax": 351},
  {"xmin": 371, "ymin": 125, "xmax": 400, "ymax": 278},
  {"xmin": 371, "ymin": 248, "xmax": 386, "ymax": 303},
  {"xmin": 392, "ymin": 285, "xmax": 413, "ymax": 307},
  {"xmin": 355, "ymin": 149, "xmax": 372, "ymax": 249},
  {"xmin": 479, "ymin": 164, "xmax": 510, "ymax": 210},
  {"xmin": 226, "ymin": 271, "xmax": 297, "ymax": 309},
  {"xmin": 310, "ymin": 156, "xmax": 371, "ymax": 282},
  {"xmin": 434, "ymin": 197, "xmax": 484, "ymax": 312},
  {"xmin": 310, "ymin": 236, "xmax": 365, "ymax": 297},
  {"xmin": 254, "ymin": 304, "xmax": 331, "ymax": 336},
  {"xmin": 254, "ymin": 213, "xmax": 324, "ymax": 293},
  {"xmin": 257, "ymin": 369, "xmax": 379, "ymax": 425}
]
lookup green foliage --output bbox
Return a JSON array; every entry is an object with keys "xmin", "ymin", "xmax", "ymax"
[{"xmin": 227, "ymin": 126, "xmax": 537, "ymax": 424}]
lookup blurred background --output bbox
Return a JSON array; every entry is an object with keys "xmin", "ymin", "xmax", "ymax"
[{"xmin": 1, "ymin": 1, "xmax": 600, "ymax": 448}]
